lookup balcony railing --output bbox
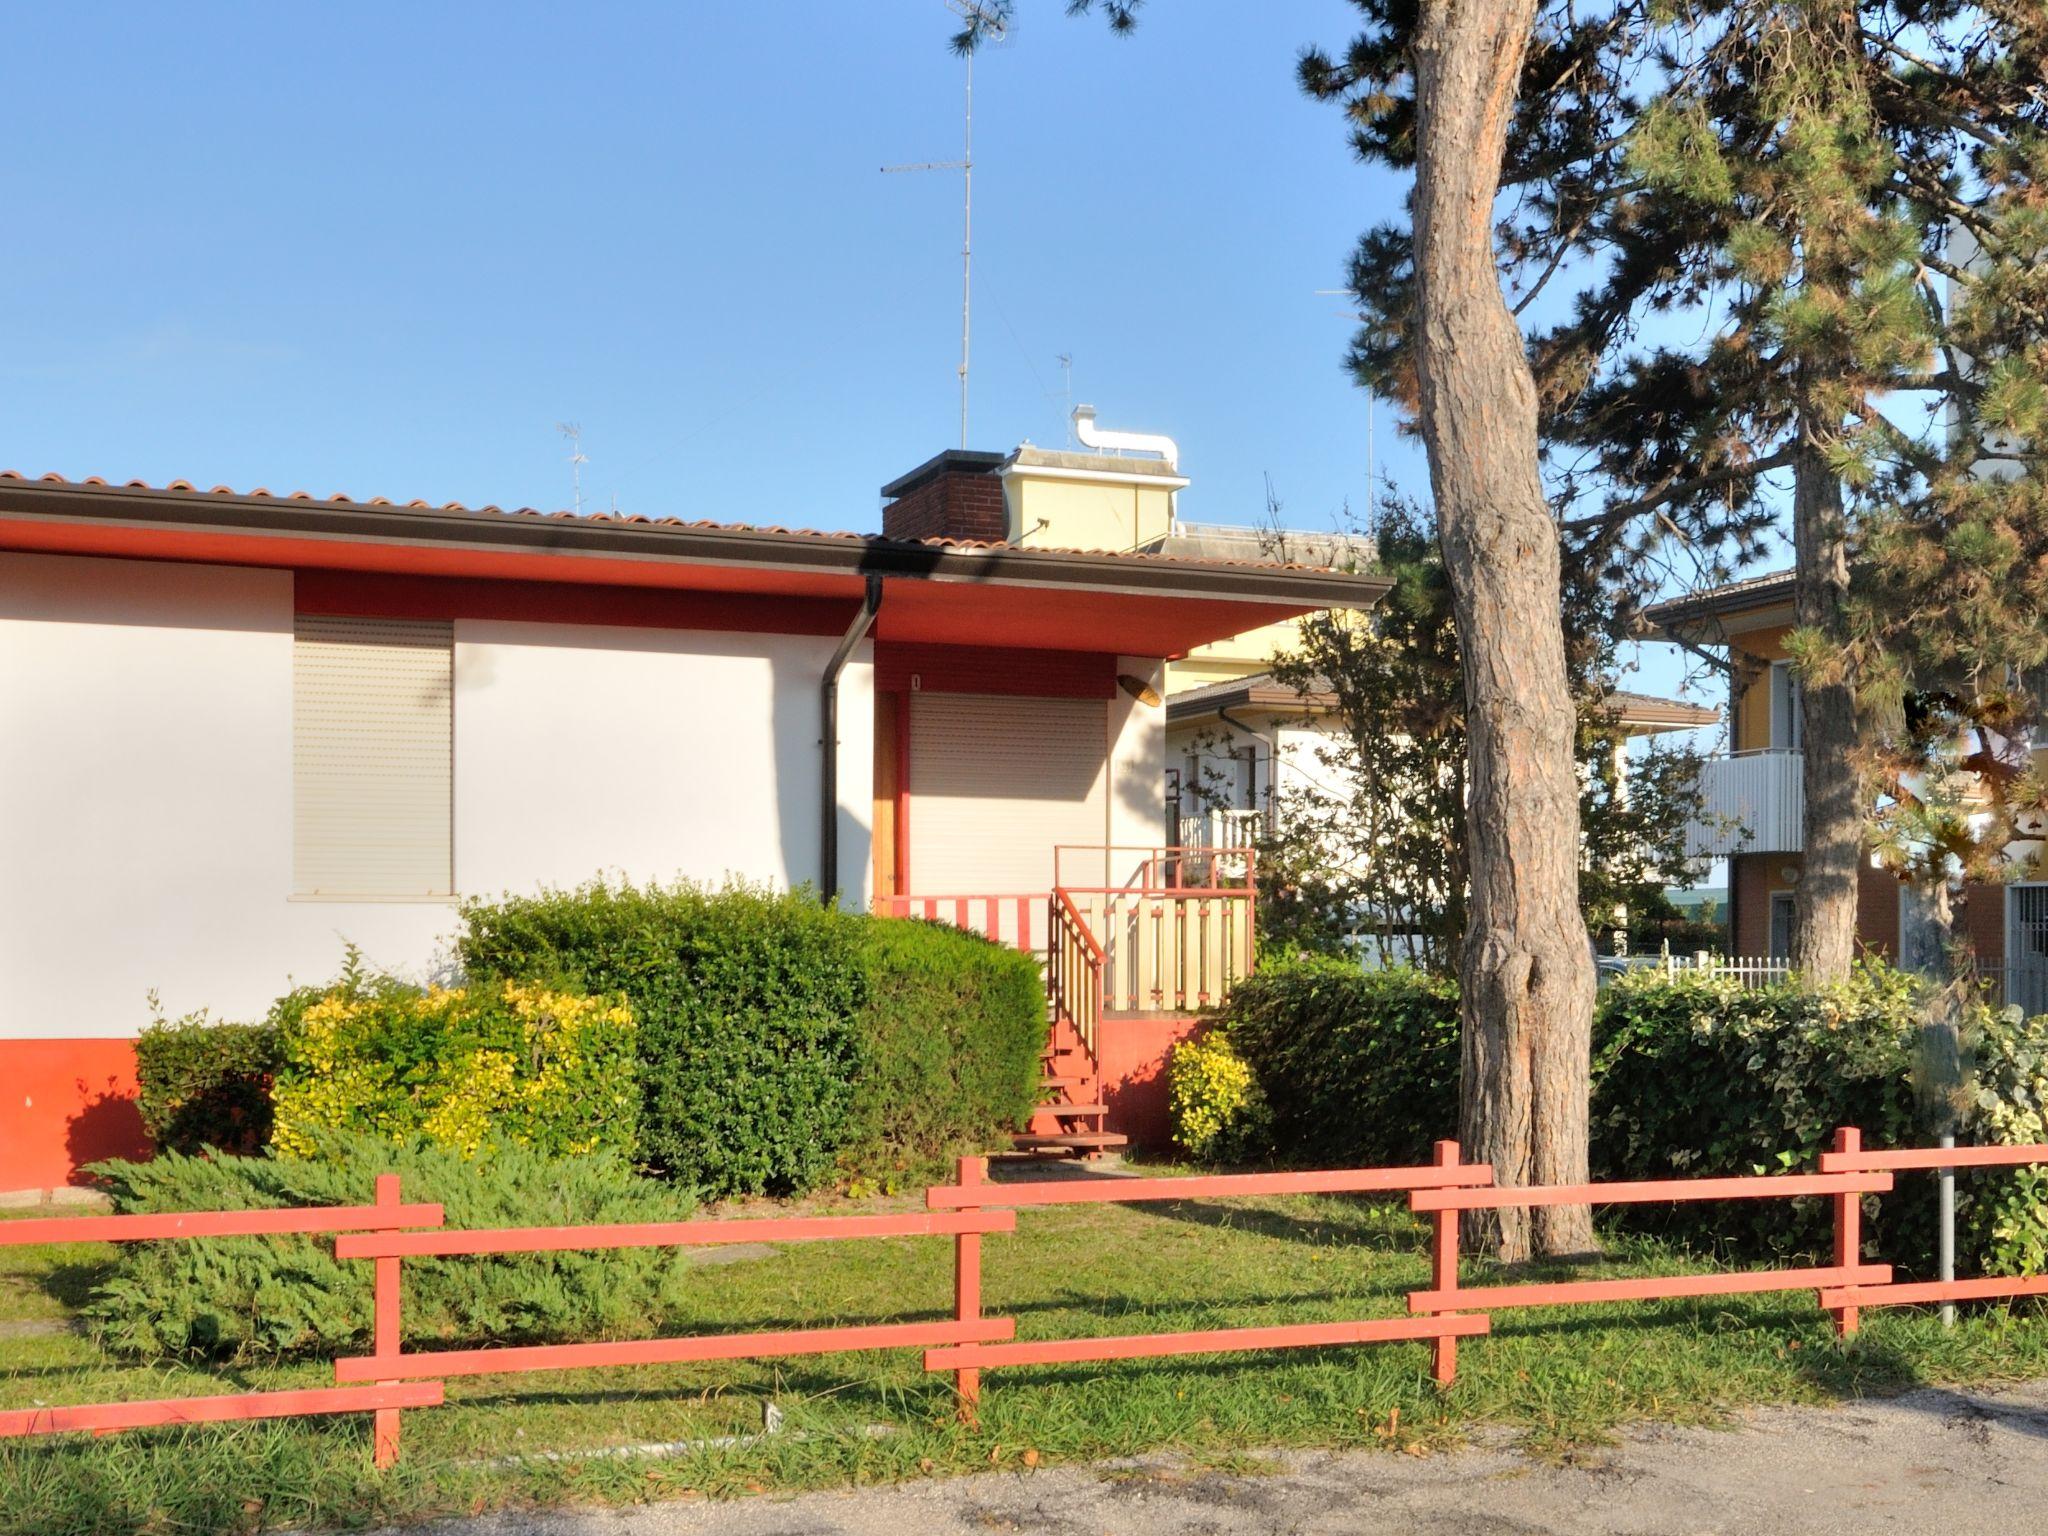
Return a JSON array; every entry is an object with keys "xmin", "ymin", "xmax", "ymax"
[{"xmin": 1686, "ymin": 749, "xmax": 1804, "ymax": 859}]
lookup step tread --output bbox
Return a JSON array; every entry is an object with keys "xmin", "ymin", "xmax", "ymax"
[
  {"xmin": 1011, "ymin": 1131, "xmax": 1129, "ymax": 1150},
  {"xmin": 1038, "ymin": 1102, "xmax": 1107, "ymax": 1117}
]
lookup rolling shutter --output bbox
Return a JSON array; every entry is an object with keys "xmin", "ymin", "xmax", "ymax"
[
  {"xmin": 293, "ymin": 615, "xmax": 453, "ymax": 897},
  {"xmin": 909, "ymin": 692, "xmax": 1107, "ymax": 894}
]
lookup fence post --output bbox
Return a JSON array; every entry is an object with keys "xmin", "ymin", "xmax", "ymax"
[
  {"xmin": 954, "ymin": 1155, "xmax": 985, "ymax": 1421},
  {"xmin": 1830, "ymin": 1127, "xmax": 1861, "ymax": 1339},
  {"xmin": 1430, "ymin": 1140, "xmax": 1461, "ymax": 1386},
  {"xmin": 370, "ymin": 1172, "xmax": 405, "ymax": 1468}
]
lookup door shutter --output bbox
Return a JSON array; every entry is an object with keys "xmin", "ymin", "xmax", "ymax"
[
  {"xmin": 909, "ymin": 693, "xmax": 1107, "ymax": 894},
  {"xmin": 293, "ymin": 614, "xmax": 453, "ymax": 897}
]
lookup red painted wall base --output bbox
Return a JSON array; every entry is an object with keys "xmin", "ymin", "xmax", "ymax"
[
  {"xmin": 0, "ymin": 1040, "xmax": 149, "ymax": 1194},
  {"xmin": 1096, "ymin": 1013, "xmax": 1205, "ymax": 1149}
]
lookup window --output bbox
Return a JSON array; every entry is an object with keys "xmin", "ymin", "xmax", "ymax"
[
  {"xmin": 292, "ymin": 614, "xmax": 453, "ymax": 899},
  {"xmin": 1768, "ymin": 660, "xmax": 1803, "ymax": 751}
]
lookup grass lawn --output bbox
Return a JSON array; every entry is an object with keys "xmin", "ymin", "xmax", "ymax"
[{"xmin": 4, "ymin": 1170, "xmax": 2046, "ymax": 1535}]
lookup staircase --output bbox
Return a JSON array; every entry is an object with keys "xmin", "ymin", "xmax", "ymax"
[
  {"xmin": 1011, "ymin": 888, "xmax": 1127, "ymax": 1157},
  {"xmin": 1013, "ymin": 1005, "xmax": 1126, "ymax": 1157},
  {"xmin": 881, "ymin": 846, "xmax": 1258, "ymax": 1160}
]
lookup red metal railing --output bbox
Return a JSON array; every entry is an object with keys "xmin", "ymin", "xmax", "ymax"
[
  {"xmin": 0, "ymin": 1175, "xmax": 446, "ymax": 1462},
  {"xmin": 9, "ymin": 1128, "xmax": 2047, "ymax": 1463},
  {"xmin": 873, "ymin": 892, "xmax": 1046, "ymax": 953},
  {"xmin": 1048, "ymin": 888, "xmax": 1107, "ymax": 1062}
]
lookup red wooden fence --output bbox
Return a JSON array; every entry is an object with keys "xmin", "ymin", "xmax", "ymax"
[
  {"xmin": 0, "ymin": 1174, "xmax": 446, "ymax": 1461},
  {"xmin": 5, "ymin": 1129, "xmax": 2046, "ymax": 1467}
]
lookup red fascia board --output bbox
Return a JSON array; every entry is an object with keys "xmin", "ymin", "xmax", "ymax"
[
  {"xmin": 875, "ymin": 642, "xmax": 1117, "ymax": 698},
  {"xmin": 5, "ymin": 516, "xmax": 1327, "ymax": 657}
]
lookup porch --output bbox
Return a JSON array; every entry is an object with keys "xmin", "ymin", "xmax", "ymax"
[{"xmin": 876, "ymin": 844, "xmax": 1257, "ymax": 1155}]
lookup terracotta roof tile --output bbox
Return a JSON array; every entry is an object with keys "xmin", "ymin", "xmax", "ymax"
[{"xmin": 0, "ymin": 468, "xmax": 1364, "ymax": 578}]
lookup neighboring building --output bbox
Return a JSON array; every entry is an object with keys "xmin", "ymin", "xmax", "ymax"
[
  {"xmin": 2, "ymin": 460, "xmax": 1386, "ymax": 1195},
  {"xmin": 1163, "ymin": 671, "xmax": 1718, "ymax": 858},
  {"xmin": 1645, "ymin": 571, "xmax": 2020, "ymax": 970},
  {"xmin": 884, "ymin": 410, "xmax": 1372, "ymax": 701}
]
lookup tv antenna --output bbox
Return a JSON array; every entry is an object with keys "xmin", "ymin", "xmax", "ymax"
[
  {"xmin": 557, "ymin": 422, "xmax": 588, "ymax": 516},
  {"xmin": 1315, "ymin": 289, "xmax": 1376, "ymax": 513},
  {"xmin": 884, "ymin": 0, "xmax": 1005, "ymax": 449},
  {"xmin": 1056, "ymin": 352, "xmax": 1074, "ymax": 444}
]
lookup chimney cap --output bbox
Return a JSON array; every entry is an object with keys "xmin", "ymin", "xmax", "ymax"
[{"xmin": 879, "ymin": 448, "xmax": 1008, "ymax": 501}]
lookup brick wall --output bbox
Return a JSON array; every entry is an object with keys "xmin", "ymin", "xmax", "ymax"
[
  {"xmin": 882, "ymin": 470, "xmax": 1008, "ymax": 543},
  {"xmin": 1731, "ymin": 850, "xmax": 2005, "ymax": 963}
]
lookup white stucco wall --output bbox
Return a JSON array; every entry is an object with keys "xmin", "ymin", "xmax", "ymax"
[
  {"xmin": 453, "ymin": 619, "xmax": 872, "ymax": 900},
  {"xmin": 0, "ymin": 552, "xmax": 874, "ymax": 1042},
  {"xmin": 1108, "ymin": 656, "xmax": 1168, "ymax": 859}
]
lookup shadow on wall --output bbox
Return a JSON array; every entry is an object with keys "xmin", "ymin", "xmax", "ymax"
[
  {"xmin": 0, "ymin": 1041, "xmax": 151, "ymax": 1194},
  {"xmin": 64, "ymin": 1079, "xmax": 148, "ymax": 1181}
]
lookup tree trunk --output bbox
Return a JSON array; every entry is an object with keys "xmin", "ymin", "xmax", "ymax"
[
  {"xmin": 1410, "ymin": 0, "xmax": 1597, "ymax": 1262},
  {"xmin": 1790, "ymin": 439, "xmax": 1861, "ymax": 985}
]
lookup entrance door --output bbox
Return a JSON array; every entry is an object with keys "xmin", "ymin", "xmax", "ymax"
[{"xmin": 907, "ymin": 692, "xmax": 1109, "ymax": 896}]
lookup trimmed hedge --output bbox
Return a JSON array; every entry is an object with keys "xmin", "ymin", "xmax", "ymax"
[
  {"xmin": 843, "ymin": 918, "xmax": 1045, "ymax": 1184},
  {"xmin": 1221, "ymin": 960, "xmax": 1459, "ymax": 1169},
  {"xmin": 457, "ymin": 881, "xmax": 868, "ymax": 1199},
  {"xmin": 83, "ymin": 1137, "xmax": 697, "ymax": 1363},
  {"xmin": 134, "ymin": 1009, "xmax": 284, "ymax": 1157},
  {"xmin": 1207, "ymin": 957, "xmax": 2048, "ymax": 1275}
]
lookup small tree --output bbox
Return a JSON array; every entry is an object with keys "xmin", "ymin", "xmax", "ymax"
[{"xmin": 1255, "ymin": 501, "xmax": 1705, "ymax": 972}]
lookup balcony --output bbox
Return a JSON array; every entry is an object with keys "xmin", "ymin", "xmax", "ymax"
[{"xmin": 1686, "ymin": 749, "xmax": 1804, "ymax": 859}]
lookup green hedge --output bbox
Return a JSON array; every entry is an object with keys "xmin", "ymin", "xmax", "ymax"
[
  {"xmin": 1208, "ymin": 957, "xmax": 2048, "ymax": 1274},
  {"xmin": 83, "ymin": 1137, "xmax": 697, "ymax": 1363},
  {"xmin": 134, "ymin": 1011, "xmax": 284, "ymax": 1157},
  {"xmin": 842, "ymin": 918, "xmax": 1045, "ymax": 1184},
  {"xmin": 1221, "ymin": 959, "xmax": 1459, "ymax": 1169},
  {"xmin": 457, "ymin": 881, "xmax": 868, "ymax": 1199}
]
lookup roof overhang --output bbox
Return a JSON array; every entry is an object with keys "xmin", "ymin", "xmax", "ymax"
[
  {"xmin": 1643, "ymin": 573, "xmax": 1797, "ymax": 643},
  {"xmin": 0, "ymin": 476, "xmax": 1389, "ymax": 657}
]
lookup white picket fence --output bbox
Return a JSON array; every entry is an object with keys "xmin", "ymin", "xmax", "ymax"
[{"xmin": 1613, "ymin": 951, "xmax": 1792, "ymax": 988}]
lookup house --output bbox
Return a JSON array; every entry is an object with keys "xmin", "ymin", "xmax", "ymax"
[
  {"xmin": 1163, "ymin": 671, "xmax": 1719, "ymax": 874},
  {"xmin": 1645, "ymin": 570, "xmax": 2027, "ymax": 980},
  {"xmin": 0, "ymin": 454, "xmax": 1388, "ymax": 1196}
]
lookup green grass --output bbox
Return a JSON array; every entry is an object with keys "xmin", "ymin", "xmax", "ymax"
[{"xmin": 3, "ymin": 1181, "xmax": 2046, "ymax": 1535}]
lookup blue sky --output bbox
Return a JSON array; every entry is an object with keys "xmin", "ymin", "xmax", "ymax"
[{"xmin": 0, "ymin": 1, "xmax": 1714, "ymax": 720}]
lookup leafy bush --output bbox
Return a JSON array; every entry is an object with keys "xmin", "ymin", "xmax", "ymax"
[
  {"xmin": 458, "ymin": 881, "xmax": 866, "ymax": 1198},
  {"xmin": 1218, "ymin": 956, "xmax": 2048, "ymax": 1275},
  {"xmin": 1167, "ymin": 1029, "xmax": 1268, "ymax": 1161},
  {"xmin": 83, "ymin": 1137, "xmax": 697, "ymax": 1363},
  {"xmin": 270, "ymin": 978, "xmax": 639, "ymax": 1161},
  {"xmin": 841, "ymin": 919, "xmax": 1044, "ymax": 1184},
  {"xmin": 133, "ymin": 1002, "xmax": 284, "ymax": 1157},
  {"xmin": 1592, "ymin": 964, "xmax": 2048, "ymax": 1273},
  {"xmin": 1220, "ymin": 959, "xmax": 1459, "ymax": 1169}
]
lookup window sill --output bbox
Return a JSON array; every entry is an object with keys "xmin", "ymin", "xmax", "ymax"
[{"xmin": 289, "ymin": 893, "xmax": 459, "ymax": 905}]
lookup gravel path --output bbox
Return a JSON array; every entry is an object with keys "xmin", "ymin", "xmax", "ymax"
[{"xmin": 387, "ymin": 1379, "xmax": 2048, "ymax": 1536}]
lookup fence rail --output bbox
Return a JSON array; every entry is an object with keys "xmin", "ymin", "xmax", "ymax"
[{"xmin": 8, "ymin": 1130, "xmax": 2048, "ymax": 1465}]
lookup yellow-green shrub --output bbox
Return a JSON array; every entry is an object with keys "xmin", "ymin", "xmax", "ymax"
[
  {"xmin": 271, "ymin": 979, "xmax": 638, "ymax": 1161},
  {"xmin": 1167, "ymin": 1029, "xmax": 1267, "ymax": 1161}
]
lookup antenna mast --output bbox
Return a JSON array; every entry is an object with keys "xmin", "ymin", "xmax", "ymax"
[
  {"xmin": 557, "ymin": 422, "xmax": 587, "ymax": 516},
  {"xmin": 883, "ymin": 1, "xmax": 1004, "ymax": 449}
]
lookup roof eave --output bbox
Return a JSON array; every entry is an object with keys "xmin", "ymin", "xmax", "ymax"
[{"xmin": 0, "ymin": 479, "xmax": 1392, "ymax": 612}]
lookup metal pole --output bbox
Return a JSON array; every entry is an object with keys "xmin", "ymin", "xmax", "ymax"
[
  {"xmin": 1938, "ymin": 1130, "xmax": 1956, "ymax": 1328},
  {"xmin": 958, "ymin": 48, "xmax": 973, "ymax": 448}
]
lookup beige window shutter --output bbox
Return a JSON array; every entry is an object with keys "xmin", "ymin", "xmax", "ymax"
[{"xmin": 293, "ymin": 615, "xmax": 453, "ymax": 898}]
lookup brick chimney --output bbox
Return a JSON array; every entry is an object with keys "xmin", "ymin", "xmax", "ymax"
[{"xmin": 879, "ymin": 449, "xmax": 1010, "ymax": 543}]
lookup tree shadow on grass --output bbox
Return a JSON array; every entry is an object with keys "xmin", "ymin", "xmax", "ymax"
[{"xmin": 35, "ymin": 1260, "xmax": 117, "ymax": 1313}]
